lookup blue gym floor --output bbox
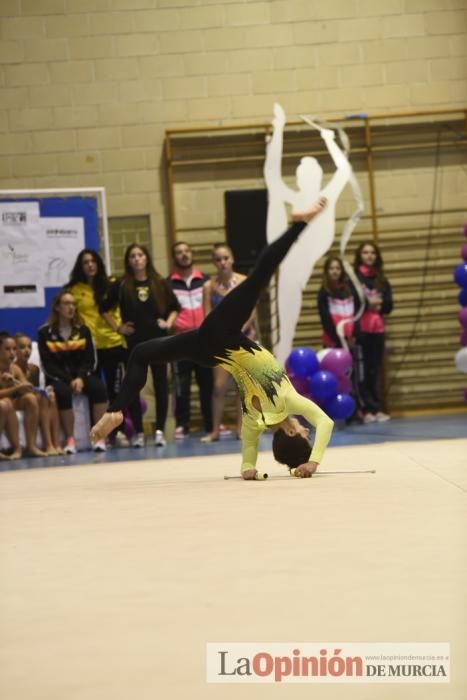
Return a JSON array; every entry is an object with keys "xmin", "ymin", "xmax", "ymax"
[{"xmin": 1, "ymin": 413, "xmax": 466, "ymax": 472}]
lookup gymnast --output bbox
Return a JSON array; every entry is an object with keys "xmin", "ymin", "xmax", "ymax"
[{"xmin": 91, "ymin": 198, "xmax": 334, "ymax": 479}]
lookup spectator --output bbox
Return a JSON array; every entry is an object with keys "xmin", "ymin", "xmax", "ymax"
[
  {"xmin": 0, "ymin": 331, "xmax": 45, "ymax": 457},
  {"xmin": 101, "ymin": 244, "xmax": 180, "ymax": 447},
  {"xmin": 167, "ymin": 241, "xmax": 213, "ymax": 439},
  {"xmin": 318, "ymin": 256, "xmax": 359, "ymax": 348},
  {"xmin": 353, "ymin": 241, "xmax": 393, "ymax": 423},
  {"xmin": 14, "ymin": 332, "xmax": 62, "ymax": 455},
  {"xmin": 0, "ymin": 392, "xmax": 20, "ymax": 460},
  {"xmin": 67, "ymin": 249, "xmax": 128, "ymax": 448},
  {"xmin": 38, "ymin": 290, "xmax": 108, "ymax": 454},
  {"xmin": 201, "ymin": 243, "xmax": 258, "ymax": 443}
]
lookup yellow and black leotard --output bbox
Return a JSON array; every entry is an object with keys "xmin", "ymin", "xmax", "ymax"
[{"xmin": 109, "ymin": 221, "xmax": 333, "ymax": 470}]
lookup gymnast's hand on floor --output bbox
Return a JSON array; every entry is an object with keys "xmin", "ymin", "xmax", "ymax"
[
  {"xmin": 293, "ymin": 462, "xmax": 319, "ymax": 478},
  {"xmin": 242, "ymin": 469, "xmax": 258, "ymax": 481}
]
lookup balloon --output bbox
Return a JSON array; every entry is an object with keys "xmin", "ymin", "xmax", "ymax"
[
  {"xmin": 337, "ymin": 374, "xmax": 353, "ymax": 393},
  {"xmin": 325, "ymin": 393, "xmax": 356, "ymax": 420},
  {"xmin": 286, "ymin": 347, "xmax": 319, "ymax": 378},
  {"xmin": 454, "ymin": 263, "xmax": 467, "ymax": 289},
  {"xmin": 458, "ymin": 288, "xmax": 467, "ymax": 307},
  {"xmin": 459, "ymin": 307, "xmax": 467, "ymax": 328},
  {"xmin": 461, "ymin": 330, "xmax": 467, "ymax": 347},
  {"xmin": 140, "ymin": 397, "xmax": 148, "ymax": 414},
  {"xmin": 317, "ymin": 348, "xmax": 332, "ymax": 364},
  {"xmin": 319, "ymin": 348, "xmax": 353, "ymax": 377},
  {"xmin": 461, "ymin": 243, "xmax": 467, "ymax": 262},
  {"xmin": 308, "ymin": 371, "xmax": 337, "ymax": 402},
  {"xmin": 123, "ymin": 415, "xmax": 134, "ymax": 437},
  {"xmin": 455, "ymin": 347, "xmax": 467, "ymax": 373},
  {"xmin": 290, "ymin": 375, "xmax": 310, "ymax": 396}
]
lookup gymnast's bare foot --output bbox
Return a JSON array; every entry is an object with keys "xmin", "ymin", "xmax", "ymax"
[
  {"xmin": 292, "ymin": 196, "xmax": 327, "ymax": 223},
  {"xmin": 90, "ymin": 411, "xmax": 123, "ymax": 442}
]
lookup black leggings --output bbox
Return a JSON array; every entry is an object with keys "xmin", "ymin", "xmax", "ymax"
[{"xmin": 109, "ymin": 221, "xmax": 306, "ymax": 413}]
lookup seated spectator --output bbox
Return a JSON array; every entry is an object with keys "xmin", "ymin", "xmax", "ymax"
[
  {"xmin": 0, "ymin": 389, "xmax": 21, "ymax": 460},
  {"xmin": 66, "ymin": 249, "xmax": 129, "ymax": 448},
  {"xmin": 37, "ymin": 291, "xmax": 108, "ymax": 454},
  {"xmin": 0, "ymin": 331, "xmax": 45, "ymax": 457},
  {"xmin": 14, "ymin": 332, "xmax": 62, "ymax": 455}
]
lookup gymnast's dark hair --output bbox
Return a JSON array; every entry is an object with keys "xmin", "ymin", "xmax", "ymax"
[{"xmin": 272, "ymin": 429, "xmax": 312, "ymax": 469}]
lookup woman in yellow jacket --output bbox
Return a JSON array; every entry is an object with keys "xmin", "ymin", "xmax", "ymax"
[{"xmin": 67, "ymin": 249, "xmax": 129, "ymax": 446}]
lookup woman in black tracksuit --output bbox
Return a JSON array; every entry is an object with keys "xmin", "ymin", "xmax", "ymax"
[
  {"xmin": 353, "ymin": 241, "xmax": 393, "ymax": 423},
  {"xmin": 101, "ymin": 244, "xmax": 180, "ymax": 447}
]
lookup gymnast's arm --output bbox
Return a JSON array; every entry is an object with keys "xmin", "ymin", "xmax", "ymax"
[
  {"xmin": 284, "ymin": 383, "xmax": 334, "ymax": 465},
  {"xmin": 240, "ymin": 418, "xmax": 263, "ymax": 480}
]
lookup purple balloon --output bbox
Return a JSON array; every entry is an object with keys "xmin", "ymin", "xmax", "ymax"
[
  {"xmin": 286, "ymin": 347, "xmax": 319, "ymax": 378},
  {"xmin": 454, "ymin": 263, "xmax": 467, "ymax": 289},
  {"xmin": 140, "ymin": 397, "xmax": 148, "ymax": 414},
  {"xmin": 325, "ymin": 393, "xmax": 356, "ymax": 420},
  {"xmin": 337, "ymin": 374, "xmax": 353, "ymax": 393},
  {"xmin": 462, "ymin": 243, "xmax": 467, "ymax": 262},
  {"xmin": 459, "ymin": 307, "xmax": 467, "ymax": 329},
  {"xmin": 320, "ymin": 348, "xmax": 353, "ymax": 377},
  {"xmin": 458, "ymin": 288, "xmax": 467, "ymax": 307},
  {"xmin": 123, "ymin": 415, "xmax": 134, "ymax": 437},
  {"xmin": 461, "ymin": 330, "xmax": 467, "ymax": 347},
  {"xmin": 290, "ymin": 375, "xmax": 310, "ymax": 396},
  {"xmin": 308, "ymin": 371, "xmax": 338, "ymax": 402}
]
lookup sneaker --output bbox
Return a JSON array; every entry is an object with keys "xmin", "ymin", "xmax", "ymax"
[
  {"xmin": 375, "ymin": 411, "xmax": 391, "ymax": 423},
  {"xmin": 175, "ymin": 426, "xmax": 187, "ymax": 440},
  {"xmin": 114, "ymin": 430, "xmax": 130, "ymax": 448},
  {"xmin": 64, "ymin": 437, "xmax": 76, "ymax": 455},
  {"xmin": 131, "ymin": 433, "xmax": 145, "ymax": 448},
  {"xmin": 92, "ymin": 439, "xmax": 107, "ymax": 452},
  {"xmin": 363, "ymin": 413, "xmax": 377, "ymax": 424},
  {"xmin": 154, "ymin": 430, "xmax": 166, "ymax": 447},
  {"xmin": 219, "ymin": 424, "xmax": 233, "ymax": 439}
]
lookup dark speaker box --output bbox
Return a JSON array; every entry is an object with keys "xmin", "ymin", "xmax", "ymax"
[{"xmin": 224, "ymin": 189, "xmax": 268, "ymax": 274}]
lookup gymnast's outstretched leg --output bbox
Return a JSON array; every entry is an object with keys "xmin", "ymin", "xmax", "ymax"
[
  {"xmin": 91, "ymin": 331, "xmax": 200, "ymax": 441},
  {"xmin": 200, "ymin": 197, "xmax": 327, "ymax": 344}
]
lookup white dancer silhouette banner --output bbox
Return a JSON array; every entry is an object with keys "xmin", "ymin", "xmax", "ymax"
[{"xmin": 264, "ymin": 103, "xmax": 361, "ymax": 364}]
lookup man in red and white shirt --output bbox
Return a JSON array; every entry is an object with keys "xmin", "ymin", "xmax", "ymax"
[{"xmin": 168, "ymin": 242, "xmax": 213, "ymax": 438}]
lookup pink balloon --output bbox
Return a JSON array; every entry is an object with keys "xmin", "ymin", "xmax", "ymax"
[
  {"xmin": 320, "ymin": 348, "xmax": 353, "ymax": 377},
  {"xmin": 459, "ymin": 307, "xmax": 467, "ymax": 329},
  {"xmin": 290, "ymin": 375, "xmax": 310, "ymax": 396},
  {"xmin": 337, "ymin": 374, "xmax": 353, "ymax": 393},
  {"xmin": 462, "ymin": 243, "xmax": 467, "ymax": 262}
]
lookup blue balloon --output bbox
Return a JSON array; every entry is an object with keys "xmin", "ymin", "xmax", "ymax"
[
  {"xmin": 308, "ymin": 370, "xmax": 337, "ymax": 402},
  {"xmin": 454, "ymin": 263, "xmax": 467, "ymax": 289},
  {"xmin": 458, "ymin": 288, "xmax": 467, "ymax": 307},
  {"xmin": 325, "ymin": 393, "xmax": 356, "ymax": 420},
  {"xmin": 286, "ymin": 347, "xmax": 319, "ymax": 378}
]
